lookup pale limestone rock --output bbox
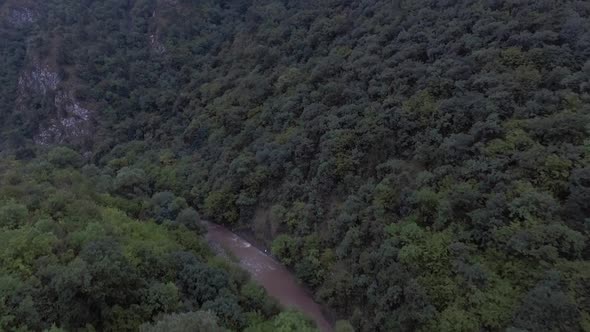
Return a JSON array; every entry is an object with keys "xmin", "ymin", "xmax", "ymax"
[{"xmin": 7, "ymin": 7, "xmax": 35, "ymax": 27}]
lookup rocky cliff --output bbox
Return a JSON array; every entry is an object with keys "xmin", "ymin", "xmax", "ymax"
[{"xmin": 1, "ymin": 0, "xmax": 94, "ymax": 147}]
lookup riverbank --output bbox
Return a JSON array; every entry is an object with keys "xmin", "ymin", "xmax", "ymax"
[
  {"xmin": 203, "ymin": 221, "xmax": 333, "ymax": 332},
  {"xmin": 232, "ymin": 225, "xmax": 339, "ymax": 328}
]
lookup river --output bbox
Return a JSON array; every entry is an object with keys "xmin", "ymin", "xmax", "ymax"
[{"xmin": 204, "ymin": 221, "xmax": 333, "ymax": 332}]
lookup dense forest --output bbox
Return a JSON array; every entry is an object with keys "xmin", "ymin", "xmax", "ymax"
[
  {"xmin": 0, "ymin": 150, "xmax": 322, "ymax": 331},
  {"xmin": 0, "ymin": 0, "xmax": 589, "ymax": 331}
]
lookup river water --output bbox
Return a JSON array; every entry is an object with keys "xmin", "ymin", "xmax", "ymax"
[{"xmin": 204, "ymin": 221, "xmax": 332, "ymax": 332}]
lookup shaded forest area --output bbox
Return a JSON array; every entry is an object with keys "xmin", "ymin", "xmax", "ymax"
[
  {"xmin": 0, "ymin": 150, "xmax": 321, "ymax": 331},
  {"xmin": 0, "ymin": 0, "xmax": 589, "ymax": 331}
]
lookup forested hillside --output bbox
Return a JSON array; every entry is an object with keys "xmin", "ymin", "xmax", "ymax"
[
  {"xmin": 1, "ymin": 0, "xmax": 589, "ymax": 331},
  {"xmin": 0, "ymin": 149, "xmax": 323, "ymax": 331}
]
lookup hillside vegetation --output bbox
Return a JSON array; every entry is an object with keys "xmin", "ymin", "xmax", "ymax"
[
  {"xmin": 0, "ymin": 0, "xmax": 589, "ymax": 331},
  {"xmin": 0, "ymin": 151, "xmax": 322, "ymax": 331}
]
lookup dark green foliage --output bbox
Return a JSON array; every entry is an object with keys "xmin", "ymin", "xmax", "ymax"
[
  {"xmin": 0, "ymin": 157, "xmax": 292, "ymax": 331},
  {"xmin": 334, "ymin": 320, "xmax": 355, "ymax": 332},
  {"xmin": 204, "ymin": 190, "xmax": 239, "ymax": 225},
  {"xmin": 0, "ymin": 9, "xmax": 28, "ymax": 148},
  {"xmin": 139, "ymin": 311, "xmax": 225, "ymax": 332},
  {"xmin": 46, "ymin": 147, "xmax": 83, "ymax": 168},
  {"xmin": 240, "ymin": 281, "xmax": 280, "ymax": 318},
  {"xmin": 0, "ymin": 200, "xmax": 28, "ymax": 229},
  {"xmin": 245, "ymin": 310, "xmax": 318, "ymax": 332},
  {"xmin": 511, "ymin": 273, "xmax": 581, "ymax": 332},
  {"xmin": 149, "ymin": 191, "xmax": 187, "ymax": 223},
  {"xmin": 0, "ymin": 0, "xmax": 589, "ymax": 330},
  {"xmin": 113, "ymin": 167, "xmax": 148, "ymax": 197},
  {"xmin": 175, "ymin": 207, "xmax": 202, "ymax": 232}
]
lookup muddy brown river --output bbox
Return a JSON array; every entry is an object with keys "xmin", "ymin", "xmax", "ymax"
[{"xmin": 204, "ymin": 221, "xmax": 332, "ymax": 332}]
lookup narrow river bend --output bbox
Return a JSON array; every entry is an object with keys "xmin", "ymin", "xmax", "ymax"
[{"xmin": 204, "ymin": 221, "xmax": 333, "ymax": 332}]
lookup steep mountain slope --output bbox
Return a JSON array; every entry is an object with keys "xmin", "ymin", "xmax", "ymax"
[{"xmin": 1, "ymin": 0, "xmax": 589, "ymax": 331}]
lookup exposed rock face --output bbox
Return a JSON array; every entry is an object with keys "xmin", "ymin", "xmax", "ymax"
[
  {"xmin": 7, "ymin": 7, "xmax": 35, "ymax": 27},
  {"xmin": 149, "ymin": 33, "xmax": 166, "ymax": 54},
  {"xmin": 17, "ymin": 65, "xmax": 59, "ymax": 96},
  {"xmin": 149, "ymin": 5, "xmax": 168, "ymax": 55},
  {"xmin": 15, "ymin": 63, "xmax": 94, "ymax": 145},
  {"xmin": 36, "ymin": 91, "xmax": 93, "ymax": 145}
]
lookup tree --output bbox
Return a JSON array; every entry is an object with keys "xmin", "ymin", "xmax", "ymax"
[
  {"xmin": 240, "ymin": 281, "xmax": 279, "ymax": 317},
  {"xmin": 149, "ymin": 192, "xmax": 187, "ymax": 223},
  {"xmin": 113, "ymin": 167, "xmax": 148, "ymax": 197},
  {"xmin": 271, "ymin": 235, "xmax": 298, "ymax": 266},
  {"xmin": 334, "ymin": 320, "xmax": 355, "ymax": 332},
  {"xmin": 245, "ymin": 310, "xmax": 318, "ymax": 332},
  {"xmin": 202, "ymin": 289, "xmax": 245, "ymax": 330},
  {"xmin": 511, "ymin": 274, "xmax": 581, "ymax": 332},
  {"xmin": 140, "ymin": 282, "xmax": 180, "ymax": 317},
  {"xmin": 46, "ymin": 147, "xmax": 83, "ymax": 168},
  {"xmin": 175, "ymin": 207, "xmax": 202, "ymax": 232},
  {"xmin": 175, "ymin": 261, "xmax": 229, "ymax": 306},
  {"xmin": 0, "ymin": 201, "xmax": 28, "ymax": 229},
  {"xmin": 203, "ymin": 190, "xmax": 239, "ymax": 225},
  {"xmin": 139, "ymin": 311, "xmax": 225, "ymax": 332}
]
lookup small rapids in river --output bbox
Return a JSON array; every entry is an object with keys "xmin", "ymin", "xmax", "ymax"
[{"xmin": 204, "ymin": 221, "xmax": 332, "ymax": 332}]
